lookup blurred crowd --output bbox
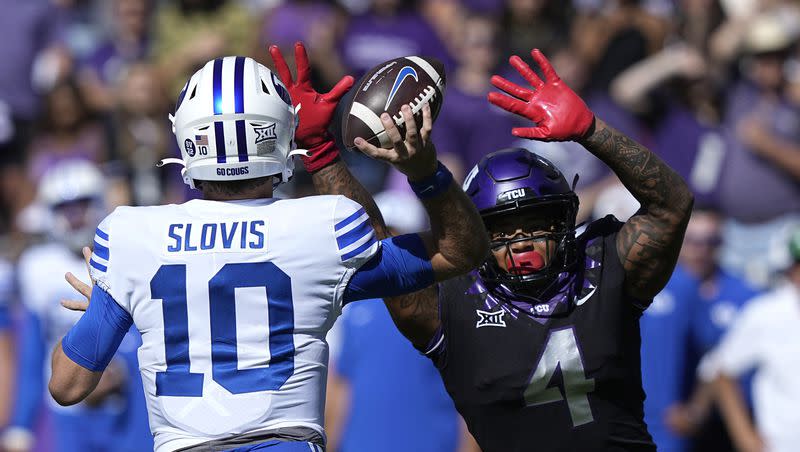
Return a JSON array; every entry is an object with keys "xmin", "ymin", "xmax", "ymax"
[{"xmin": 0, "ymin": 0, "xmax": 799, "ymax": 451}]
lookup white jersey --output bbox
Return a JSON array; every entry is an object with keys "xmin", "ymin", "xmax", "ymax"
[
  {"xmin": 712, "ymin": 283, "xmax": 800, "ymax": 452},
  {"xmin": 88, "ymin": 196, "xmax": 379, "ymax": 452},
  {"xmin": 18, "ymin": 244, "xmax": 90, "ymax": 403},
  {"xmin": 18, "ymin": 244, "xmax": 86, "ymax": 346}
]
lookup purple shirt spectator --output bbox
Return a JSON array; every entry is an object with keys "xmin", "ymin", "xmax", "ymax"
[
  {"xmin": 0, "ymin": 0, "xmax": 65, "ymax": 119},
  {"xmin": 653, "ymin": 104, "xmax": 725, "ymax": 208},
  {"xmin": 462, "ymin": 0, "xmax": 504, "ymax": 15},
  {"xmin": 27, "ymin": 128, "xmax": 104, "ymax": 183},
  {"xmin": 260, "ymin": 2, "xmax": 334, "ymax": 47},
  {"xmin": 719, "ymin": 81, "xmax": 800, "ymax": 222},
  {"xmin": 340, "ymin": 11, "xmax": 454, "ymax": 78},
  {"xmin": 80, "ymin": 39, "xmax": 148, "ymax": 86},
  {"xmin": 432, "ymin": 85, "xmax": 521, "ymax": 169}
]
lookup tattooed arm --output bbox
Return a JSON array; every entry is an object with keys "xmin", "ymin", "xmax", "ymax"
[
  {"xmin": 311, "ymin": 155, "xmax": 444, "ymax": 350},
  {"xmin": 580, "ymin": 119, "xmax": 693, "ymax": 300},
  {"xmin": 312, "ymin": 160, "xmax": 390, "ymax": 240}
]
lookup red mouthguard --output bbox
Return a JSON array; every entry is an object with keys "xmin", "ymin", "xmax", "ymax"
[{"xmin": 506, "ymin": 250, "xmax": 545, "ymax": 275}]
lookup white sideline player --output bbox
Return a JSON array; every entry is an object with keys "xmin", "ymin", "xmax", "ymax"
[
  {"xmin": 48, "ymin": 56, "xmax": 487, "ymax": 452},
  {"xmin": 3, "ymin": 161, "xmax": 152, "ymax": 452}
]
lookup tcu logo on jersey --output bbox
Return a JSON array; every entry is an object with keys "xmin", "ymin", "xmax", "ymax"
[
  {"xmin": 476, "ymin": 309, "xmax": 507, "ymax": 328},
  {"xmin": 497, "ymin": 187, "xmax": 531, "ymax": 203},
  {"xmin": 534, "ymin": 304, "xmax": 550, "ymax": 314}
]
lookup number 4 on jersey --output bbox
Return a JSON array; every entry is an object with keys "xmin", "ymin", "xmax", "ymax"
[{"xmin": 524, "ymin": 327, "xmax": 595, "ymax": 427}]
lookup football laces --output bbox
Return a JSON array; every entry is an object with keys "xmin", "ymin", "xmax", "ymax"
[{"xmin": 391, "ymin": 85, "xmax": 437, "ymax": 126}]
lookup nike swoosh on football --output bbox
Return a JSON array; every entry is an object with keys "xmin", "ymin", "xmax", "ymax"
[{"xmin": 384, "ymin": 66, "xmax": 419, "ymax": 111}]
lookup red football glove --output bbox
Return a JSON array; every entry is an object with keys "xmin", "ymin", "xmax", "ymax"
[
  {"xmin": 487, "ymin": 49, "xmax": 594, "ymax": 142},
  {"xmin": 269, "ymin": 42, "xmax": 354, "ymax": 172}
]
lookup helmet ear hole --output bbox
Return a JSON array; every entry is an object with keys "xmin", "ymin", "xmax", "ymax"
[
  {"xmin": 261, "ymin": 79, "xmax": 270, "ymax": 94},
  {"xmin": 189, "ymin": 83, "xmax": 198, "ymax": 100}
]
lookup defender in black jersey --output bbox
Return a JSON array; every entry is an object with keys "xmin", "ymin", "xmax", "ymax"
[
  {"xmin": 307, "ymin": 48, "xmax": 694, "ymax": 452},
  {"xmin": 405, "ymin": 50, "xmax": 691, "ymax": 451},
  {"xmin": 427, "ymin": 150, "xmax": 656, "ymax": 451}
]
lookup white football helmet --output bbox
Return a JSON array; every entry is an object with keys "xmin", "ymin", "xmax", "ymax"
[
  {"xmin": 165, "ymin": 56, "xmax": 303, "ymax": 189},
  {"xmin": 37, "ymin": 159, "xmax": 106, "ymax": 252}
]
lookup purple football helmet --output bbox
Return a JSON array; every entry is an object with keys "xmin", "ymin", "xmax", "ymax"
[{"xmin": 463, "ymin": 148, "xmax": 579, "ymax": 294}]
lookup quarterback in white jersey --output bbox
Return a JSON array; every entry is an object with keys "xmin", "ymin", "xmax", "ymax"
[{"xmin": 48, "ymin": 53, "xmax": 487, "ymax": 452}]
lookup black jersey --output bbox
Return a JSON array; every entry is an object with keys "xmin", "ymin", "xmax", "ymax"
[{"xmin": 427, "ymin": 216, "xmax": 655, "ymax": 452}]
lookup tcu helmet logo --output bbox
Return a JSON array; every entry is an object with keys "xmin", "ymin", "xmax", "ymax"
[
  {"xmin": 497, "ymin": 187, "xmax": 530, "ymax": 202},
  {"xmin": 476, "ymin": 309, "xmax": 507, "ymax": 328}
]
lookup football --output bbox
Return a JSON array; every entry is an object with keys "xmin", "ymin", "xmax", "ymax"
[{"xmin": 341, "ymin": 56, "xmax": 446, "ymax": 150}]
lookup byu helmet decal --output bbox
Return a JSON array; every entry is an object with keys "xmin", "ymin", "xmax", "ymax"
[{"xmin": 167, "ymin": 56, "xmax": 303, "ymax": 188}]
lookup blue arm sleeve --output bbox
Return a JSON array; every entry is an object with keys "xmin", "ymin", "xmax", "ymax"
[
  {"xmin": 61, "ymin": 286, "xmax": 133, "ymax": 372},
  {"xmin": 10, "ymin": 310, "xmax": 45, "ymax": 430},
  {"xmin": 343, "ymin": 234, "xmax": 434, "ymax": 303}
]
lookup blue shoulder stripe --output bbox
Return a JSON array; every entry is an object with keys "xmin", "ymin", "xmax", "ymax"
[
  {"xmin": 341, "ymin": 236, "xmax": 376, "ymax": 261},
  {"xmin": 337, "ymin": 219, "xmax": 372, "ymax": 250},
  {"xmin": 335, "ymin": 207, "xmax": 365, "ymax": 232},
  {"xmin": 93, "ymin": 240, "xmax": 109, "ymax": 260},
  {"xmin": 90, "ymin": 258, "xmax": 108, "ymax": 272},
  {"xmin": 95, "ymin": 228, "xmax": 109, "ymax": 241}
]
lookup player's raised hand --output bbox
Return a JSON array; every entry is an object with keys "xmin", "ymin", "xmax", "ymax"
[
  {"xmin": 354, "ymin": 103, "xmax": 438, "ymax": 181},
  {"xmin": 269, "ymin": 41, "xmax": 354, "ymax": 148},
  {"xmin": 488, "ymin": 49, "xmax": 594, "ymax": 142},
  {"xmin": 61, "ymin": 246, "xmax": 93, "ymax": 312}
]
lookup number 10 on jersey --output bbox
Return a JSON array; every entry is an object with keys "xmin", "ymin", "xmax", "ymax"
[{"xmin": 150, "ymin": 262, "xmax": 295, "ymax": 397}]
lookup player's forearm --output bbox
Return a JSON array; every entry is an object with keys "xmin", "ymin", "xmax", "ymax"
[
  {"xmin": 686, "ymin": 380, "xmax": 714, "ymax": 421},
  {"xmin": 714, "ymin": 374, "xmax": 761, "ymax": 450},
  {"xmin": 423, "ymin": 181, "xmax": 489, "ymax": 281},
  {"xmin": 312, "ymin": 160, "xmax": 439, "ymax": 347},
  {"xmin": 49, "ymin": 341, "xmax": 102, "ymax": 406},
  {"xmin": 580, "ymin": 118, "xmax": 693, "ymax": 216},
  {"xmin": 752, "ymin": 138, "xmax": 800, "ymax": 180},
  {"xmin": 610, "ymin": 48, "xmax": 684, "ymax": 110},
  {"xmin": 580, "ymin": 118, "xmax": 693, "ymax": 299},
  {"xmin": 0, "ymin": 333, "xmax": 12, "ymax": 426},
  {"xmin": 311, "ymin": 159, "xmax": 390, "ymax": 239}
]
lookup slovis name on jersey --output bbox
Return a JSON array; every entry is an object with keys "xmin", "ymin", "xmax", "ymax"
[{"xmin": 167, "ymin": 220, "xmax": 266, "ymax": 252}]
